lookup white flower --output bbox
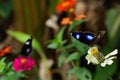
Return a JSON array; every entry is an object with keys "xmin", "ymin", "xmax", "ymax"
[
  {"xmin": 86, "ymin": 46, "xmax": 104, "ymax": 65},
  {"xmin": 45, "ymin": 14, "xmax": 59, "ymax": 32},
  {"xmin": 85, "ymin": 47, "xmax": 104, "ymax": 64},
  {"xmin": 100, "ymin": 49, "xmax": 118, "ymax": 67},
  {"xmin": 104, "ymin": 49, "xmax": 118, "ymax": 59},
  {"xmin": 85, "ymin": 46, "xmax": 118, "ymax": 67}
]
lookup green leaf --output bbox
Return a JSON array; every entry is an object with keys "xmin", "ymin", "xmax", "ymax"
[
  {"xmin": 0, "ymin": 0, "xmax": 13, "ymax": 18},
  {"xmin": 47, "ymin": 42, "xmax": 58, "ymax": 49},
  {"xmin": 60, "ymin": 40, "xmax": 67, "ymax": 46},
  {"xmin": 4, "ymin": 62, "xmax": 12, "ymax": 72},
  {"xmin": 6, "ymin": 71, "xmax": 25, "ymax": 80},
  {"xmin": 64, "ymin": 44, "xmax": 74, "ymax": 50},
  {"xmin": 71, "ymin": 37, "xmax": 88, "ymax": 54},
  {"xmin": 32, "ymin": 38, "xmax": 44, "ymax": 54},
  {"xmin": 69, "ymin": 19, "xmax": 87, "ymax": 32},
  {"xmin": 47, "ymin": 27, "xmax": 66, "ymax": 49},
  {"xmin": 66, "ymin": 52, "xmax": 80, "ymax": 63},
  {"xmin": 47, "ymin": 40, "xmax": 66, "ymax": 49},
  {"xmin": 58, "ymin": 53, "xmax": 67, "ymax": 67},
  {"xmin": 7, "ymin": 30, "xmax": 32, "ymax": 42},
  {"xmin": 0, "ymin": 57, "xmax": 6, "ymax": 73},
  {"xmin": 6, "ymin": 30, "xmax": 45, "ymax": 58},
  {"xmin": 105, "ymin": 9, "xmax": 117, "ymax": 33},
  {"xmin": 1, "ymin": 57, "xmax": 6, "ymax": 62},
  {"xmin": 56, "ymin": 27, "xmax": 66, "ymax": 42},
  {"xmin": 68, "ymin": 68, "xmax": 92, "ymax": 80},
  {"xmin": 0, "ymin": 76, "xmax": 7, "ymax": 80},
  {"xmin": 94, "ymin": 61, "xmax": 117, "ymax": 80},
  {"xmin": 6, "ymin": 30, "xmax": 43, "ymax": 52}
]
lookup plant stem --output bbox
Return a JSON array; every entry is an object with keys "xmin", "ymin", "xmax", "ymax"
[{"xmin": 61, "ymin": 47, "xmax": 76, "ymax": 68}]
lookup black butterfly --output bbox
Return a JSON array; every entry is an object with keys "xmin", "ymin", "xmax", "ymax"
[
  {"xmin": 70, "ymin": 31, "xmax": 105, "ymax": 45},
  {"xmin": 19, "ymin": 37, "xmax": 33, "ymax": 57}
]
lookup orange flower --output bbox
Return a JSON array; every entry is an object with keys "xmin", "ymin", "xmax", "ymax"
[
  {"xmin": 69, "ymin": 8, "xmax": 74, "ymax": 13},
  {"xmin": 56, "ymin": 0, "xmax": 76, "ymax": 12},
  {"xmin": 74, "ymin": 13, "xmax": 87, "ymax": 21},
  {"xmin": 61, "ymin": 17, "xmax": 73, "ymax": 25},
  {"xmin": 0, "ymin": 46, "xmax": 11, "ymax": 56}
]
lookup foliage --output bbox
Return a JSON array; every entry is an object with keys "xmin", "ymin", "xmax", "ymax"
[
  {"xmin": 0, "ymin": 57, "xmax": 25, "ymax": 80},
  {"xmin": 47, "ymin": 18, "xmax": 90, "ymax": 79},
  {"xmin": 68, "ymin": 67, "xmax": 92, "ymax": 80},
  {"xmin": 46, "ymin": 1, "xmax": 120, "ymax": 79},
  {"xmin": 0, "ymin": 0, "xmax": 119, "ymax": 80},
  {"xmin": 47, "ymin": 27, "xmax": 66, "ymax": 49},
  {"xmin": 6, "ymin": 30, "xmax": 45, "ymax": 58},
  {"xmin": 0, "ymin": 0, "xmax": 12, "ymax": 19}
]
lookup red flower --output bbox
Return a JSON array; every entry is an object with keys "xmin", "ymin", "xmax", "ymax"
[
  {"xmin": 13, "ymin": 56, "xmax": 35, "ymax": 72},
  {"xmin": 56, "ymin": 0, "xmax": 76, "ymax": 12},
  {"xmin": 0, "ymin": 46, "xmax": 11, "ymax": 56}
]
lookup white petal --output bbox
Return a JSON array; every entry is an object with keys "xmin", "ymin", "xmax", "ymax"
[
  {"xmin": 100, "ymin": 59, "xmax": 114, "ymax": 67},
  {"xmin": 107, "ymin": 56, "xmax": 117, "ymax": 60},
  {"xmin": 46, "ymin": 19, "xmax": 58, "ymax": 28},
  {"xmin": 45, "ymin": 15, "xmax": 59, "ymax": 31},
  {"xmin": 87, "ymin": 47, "xmax": 93, "ymax": 54},
  {"xmin": 106, "ymin": 59, "xmax": 113, "ymax": 65},
  {"xmin": 87, "ymin": 61, "xmax": 90, "ymax": 64},
  {"xmin": 105, "ymin": 49, "xmax": 118, "ymax": 59},
  {"xmin": 50, "ymin": 15, "xmax": 58, "ymax": 22},
  {"xmin": 100, "ymin": 62, "xmax": 106, "ymax": 67}
]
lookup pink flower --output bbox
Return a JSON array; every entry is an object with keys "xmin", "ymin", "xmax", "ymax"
[{"xmin": 13, "ymin": 56, "xmax": 35, "ymax": 72}]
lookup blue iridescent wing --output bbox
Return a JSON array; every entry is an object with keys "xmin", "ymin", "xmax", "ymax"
[
  {"xmin": 19, "ymin": 37, "xmax": 33, "ymax": 57},
  {"xmin": 70, "ymin": 31, "xmax": 105, "ymax": 45}
]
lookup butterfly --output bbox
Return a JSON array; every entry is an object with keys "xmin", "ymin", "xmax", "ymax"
[
  {"xmin": 70, "ymin": 31, "xmax": 105, "ymax": 45},
  {"xmin": 19, "ymin": 37, "xmax": 33, "ymax": 57}
]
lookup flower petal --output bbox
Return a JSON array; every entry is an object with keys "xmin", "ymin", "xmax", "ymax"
[
  {"xmin": 56, "ymin": 0, "xmax": 76, "ymax": 12},
  {"xmin": 100, "ymin": 59, "xmax": 113, "ymax": 67},
  {"xmin": 105, "ymin": 49, "xmax": 118, "ymax": 59},
  {"xmin": 100, "ymin": 62, "xmax": 106, "ymax": 67},
  {"xmin": 13, "ymin": 56, "xmax": 35, "ymax": 72},
  {"xmin": 85, "ymin": 53, "xmax": 99, "ymax": 65}
]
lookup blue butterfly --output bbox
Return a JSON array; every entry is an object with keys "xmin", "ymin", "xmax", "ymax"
[
  {"xmin": 70, "ymin": 31, "xmax": 105, "ymax": 45},
  {"xmin": 19, "ymin": 37, "xmax": 33, "ymax": 57}
]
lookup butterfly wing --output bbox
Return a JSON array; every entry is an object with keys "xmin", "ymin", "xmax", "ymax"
[
  {"xmin": 91, "ymin": 31, "xmax": 105, "ymax": 45},
  {"xmin": 19, "ymin": 37, "xmax": 33, "ymax": 57},
  {"xmin": 70, "ymin": 31, "xmax": 105, "ymax": 45}
]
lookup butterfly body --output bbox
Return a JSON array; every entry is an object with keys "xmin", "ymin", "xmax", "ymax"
[
  {"xmin": 70, "ymin": 31, "xmax": 105, "ymax": 45},
  {"xmin": 19, "ymin": 37, "xmax": 33, "ymax": 57}
]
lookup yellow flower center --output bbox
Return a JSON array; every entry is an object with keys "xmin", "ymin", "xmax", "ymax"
[
  {"xmin": 21, "ymin": 58, "xmax": 27, "ymax": 64},
  {"xmin": 62, "ymin": 1, "xmax": 69, "ymax": 7},
  {"xmin": 69, "ymin": 8, "xmax": 74, "ymax": 13},
  {"xmin": 90, "ymin": 47, "xmax": 99, "ymax": 55}
]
